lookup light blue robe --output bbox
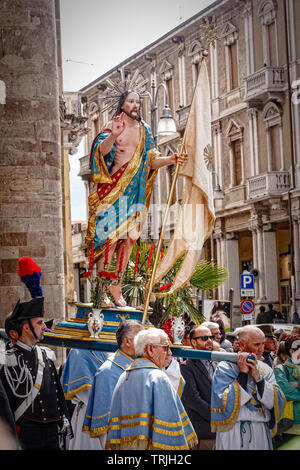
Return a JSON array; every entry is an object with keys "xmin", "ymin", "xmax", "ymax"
[
  {"xmin": 61, "ymin": 349, "xmax": 109, "ymax": 450},
  {"xmin": 105, "ymin": 357, "xmax": 198, "ymax": 450},
  {"xmin": 211, "ymin": 360, "xmax": 285, "ymax": 450},
  {"xmin": 61, "ymin": 349, "xmax": 108, "ymax": 400},
  {"xmin": 83, "ymin": 349, "xmax": 134, "ymax": 437}
]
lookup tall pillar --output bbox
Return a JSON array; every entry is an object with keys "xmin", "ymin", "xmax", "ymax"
[
  {"xmin": 250, "ymin": 206, "xmax": 269, "ymax": 304},
  {"xmin": 250, "ymin": 226, "xmax": 259, "ymax": 300},
  {"xmin": 263, "ymin": 227, "xmax": 279, "ymax": 304},
  {"xmin": 293, "ymin": 213, "xmax": 300, "ymax": 312},
  {"xmin": 214, "ymin": 219, "xmax": 226, "ymax": 300},
  {"xmin": 257, "ymin": 228, "xmax": 266, "ymax": 301},
  {"xmin": 224, "ymin": 232, "xmax": 240, "ymax": 310},
  {"xmin": 0, "ymin": 0, "xmax": 65, "ymax": 321}
]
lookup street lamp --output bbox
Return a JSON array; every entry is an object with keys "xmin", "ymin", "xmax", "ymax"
[
  {"xmin": 211, "ymin": 179, "xmax": 224, "ymax": 299},
  {"xmin": 144, "ymin": 80, "xmax": 177, "ymax": 241},
  {"xmin": 213, "ymin": 183, "xmax": 225, "ymax": 201},
  {"xmin": 147, "ymin": 80, "xmax": 177, "ymax": 145},
  {"xmin": 157, "ymin": 105, "xmax": 177, "ymax": 136}
]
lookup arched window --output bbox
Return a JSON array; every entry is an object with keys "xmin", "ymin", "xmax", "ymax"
[
  {"xmin": 221, "ymin": 21, "xmax": 239, "ymax": 92},
  {"xmin": 225, "ymin": 118, "xmax": 245, "ymax": 187},
  {"xmin": 159, "ymin": 60, "xmax": 174, "ymax": 114},
  {"xmin": 262, "ymin": 101, "xmax": 284, "ymax": 171},
  {"xmin": 188, "ymin": 39, "xmax": 204, "ymax": 87},
  {"xmin": 258, "ymin": 0, "xmax": 278, "ymax": 67}
]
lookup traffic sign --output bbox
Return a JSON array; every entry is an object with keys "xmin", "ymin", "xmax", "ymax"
[
  {"xmin": 240, "ymin": 274, "xmax": 255, "ymax": 297},
  {"xmin": 240, "ymin": 298, "xmax": 255, "ymax": 314}
]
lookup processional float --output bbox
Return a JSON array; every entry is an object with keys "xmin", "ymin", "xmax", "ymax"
[{"xmin": 42, "ymin": 59, "xmax": 235, "ymax": 364}]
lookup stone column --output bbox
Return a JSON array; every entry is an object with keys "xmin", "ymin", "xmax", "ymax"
[
  {"xmin": 293, "ymin": 214, "xmax": 300, "ymax": 307},
  {"xmin": 263, "ymin": 225, "xmax": 279, "ymax": 304},
  {"xmin": 250, "ymin": 225, "xmax": 259, "ymax": 300},
  {"xmin": 257, "ymin": 228, "xmax": 266, "ymax": 301},
  {"xmin": 224, "ymin": 232, "xmax": 240, "ymax": 309},
  {"xmin": 0, "ymin": 0, "xmax": 65, "ymax": 321},
  {"xmin": 249, "ymin": 207, "xmax": 268, "ymax": 303}
]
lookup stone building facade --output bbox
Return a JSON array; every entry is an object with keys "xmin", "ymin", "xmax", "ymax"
[
  {"xmin": 0, "ymin": 0, "xmax": 67, "ymax": 328},
  {"xmin": 77, "ymin": 0, "xmax": 300, "ymax": 325},
  {"xmin": 0, "ymin": 0, "xmax": 84, "ymax": 343}
]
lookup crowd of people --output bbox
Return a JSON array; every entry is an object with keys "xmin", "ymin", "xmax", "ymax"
[{"xmin": 1, "ymin": 303, "xmax": 300, "ymax": 451}]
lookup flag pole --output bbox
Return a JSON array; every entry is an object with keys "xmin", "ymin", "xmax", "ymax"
[
  {"xmin": 142, "ymin": 134, "xmax": 187, "ymax": 324},
  {"xmin": 141, "ymin": 58, "xmax": 209, "ymax": 324}
]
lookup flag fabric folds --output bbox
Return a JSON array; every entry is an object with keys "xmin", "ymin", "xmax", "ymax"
[{"xmin": 153, "ymin": 60, "xmax": 215, "ymax": 294}]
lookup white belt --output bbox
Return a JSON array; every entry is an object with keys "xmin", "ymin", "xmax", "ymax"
[{"xmin": 14, "ymin": 346, "xmax": 45, "ymax": 422}]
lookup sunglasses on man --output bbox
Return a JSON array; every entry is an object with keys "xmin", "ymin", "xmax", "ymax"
[{"xmin": 192, "ymin": 335, "xmax": 215, "ymax": 342}]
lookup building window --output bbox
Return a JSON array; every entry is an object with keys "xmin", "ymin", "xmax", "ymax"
[
  {"xmin": 225, "ymin": 118, "xmax": 245, "ymax": 188},
  {"xmin": 92, "ymin": 117, "xmax": 99, "ymax": 139},
  {"xmin": 229, "ymin": 42, "xmax": 238, "ymax": 90},
  {"xmin": 267, "ymin": 21, "xmax": 277, "ymax": 66},
  {"xmin": 188, "ymin": 39, "xmax": 204, "ymax": 87},
  {"xmin": 258, "ymin": 0, "xmax": 278, "ymax": 67},
  {"xmin": 221, "ymin": 21, "xmax": 239, "ymax": 92},
  {"xmin": 166, "ymin": 77, "xmax": 174, "ymax": 114},
  {"xmin": 159, "ymin": 60, "xmax": 174, "ymax": 113},
  {"xmin": 232, "ymin": 140, "xmax": 242, "ymax": 186},
  {"xmin": 269, "ymin": 124, "xmax": 281, "ymax": 171},
  {"xmin": 262, "ymin": 101, "xmax": 284, "ymax": 172}
]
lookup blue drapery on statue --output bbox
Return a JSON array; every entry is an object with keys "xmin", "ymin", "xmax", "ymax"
[{"xmin": 86, "ymin": 122, "xmax": 160, "ymax": 263}]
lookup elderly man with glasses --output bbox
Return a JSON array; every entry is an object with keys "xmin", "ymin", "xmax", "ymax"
[
  {"xmin": 180, "ymin": 325, "xmax": 217, "ymax": 450},
  {"xmin": 105, "ymin": 328, "xmax": 197, "ymax": 450}
]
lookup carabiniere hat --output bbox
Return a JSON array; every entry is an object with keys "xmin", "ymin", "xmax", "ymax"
[
  {"xmin": 5, "ymin": 257, "xmax": 52, "ymax": 333},
  {"xmin": 9, "ymin": 297, "xmax": 44, "ymax": 323}
]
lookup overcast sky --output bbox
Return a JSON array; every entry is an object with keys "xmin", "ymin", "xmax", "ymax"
[{"xmin": 60, "ymin": 0, "xmax": 215, "ymax": 220}]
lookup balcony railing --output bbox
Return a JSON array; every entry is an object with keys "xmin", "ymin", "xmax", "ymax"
[
  {"xmin": 247, "ymin": 171, "xmax": 290, "ymax": 199},
  {"xmin": 176, "ymin": 105, "xmax": 190, "ymax": 129},
  {"xmin": 78, "ymin": 154, "xmax": 90, "ymax": 178},
  {"xmin": 244, "ymin": 67, "xmax": 285, "ymax": 103}
]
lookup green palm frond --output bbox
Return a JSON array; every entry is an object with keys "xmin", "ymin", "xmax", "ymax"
[
  {"xmin": 121, "ymin": 242, "xmax": 228, "ymax": 326},
  {"xmin": 190, "ymin": 261, "xmax": 229, "ymax": 291}
]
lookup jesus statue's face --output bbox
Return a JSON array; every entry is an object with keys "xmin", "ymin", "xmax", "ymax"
[{"xmin": 122, "ymin": 92, "xmax": 140, "ymax": 119}]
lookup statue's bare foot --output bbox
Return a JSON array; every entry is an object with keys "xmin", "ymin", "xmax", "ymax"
[
  {"xmin": 109, "ymin": 282, "xmax": 127, "ymax": 307},
  {"xmin": 101, "ymin": 294, "xmax": 114, "ymax": 308}
]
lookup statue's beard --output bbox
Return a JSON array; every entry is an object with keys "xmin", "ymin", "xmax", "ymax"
[{"xmin": 122, "ymin": 109, "xmax": 141, "ymax": 121}]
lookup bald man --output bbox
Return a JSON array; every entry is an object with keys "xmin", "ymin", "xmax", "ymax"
[{"xmin": 211, "ymin": 326, "xmax": 285, "ymax": 450}]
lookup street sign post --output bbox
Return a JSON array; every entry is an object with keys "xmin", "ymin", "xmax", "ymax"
[
  {"xmin": 240, "ymin": 274, "xmax": 255, "ymax": 297},
  {"xmin": 240, "ymin": 298, "xmax": 255, "ymax": 324},
  {"xmin": 240, "ymin": 298, "xmax": 255, "ymax": 314}
]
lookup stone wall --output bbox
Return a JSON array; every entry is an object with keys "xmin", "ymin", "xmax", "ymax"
[{"xmin": 0, "ymin": 0, "xmax": 66, "ymax": 323}]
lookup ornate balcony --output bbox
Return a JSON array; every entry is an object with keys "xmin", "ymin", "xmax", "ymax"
[
  {"xmin": 78, "ymin": 154, "xmax": 90, "ymax": 180},
  {"xmin": 176, "ymin": 104, "xmax": 190, "ymax": 129},
  {"xmin": 247, "ymin": 171, "xmax": 290, "ymax": 200},
  {"xmin": 244, "ymin": 67, "xmax": 286, "ymax": 105}
]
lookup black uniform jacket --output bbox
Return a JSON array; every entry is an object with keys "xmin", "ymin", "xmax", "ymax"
[
  {"xmin": 0, "ymin": 342, "xmax": 69, "ymax": 425},
  {"xmin": 180, "ymin": 358, "xmax": 216, "ymax": 440}
]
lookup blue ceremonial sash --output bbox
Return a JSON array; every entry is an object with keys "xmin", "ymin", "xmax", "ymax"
[
  {"xmin": 61, "ymin": 349, "xmax": 108, "ymax": 400},
  {"xmin": 106, "ymin": 358, "xmax": 198, "ymax": 450},
  {"xmin": 211, "ymin": 361, "xmax": 285, "ymax": 436},
  {"xmin": 83, "ymin": 349, "xmax": 134, "ymax": 437}
]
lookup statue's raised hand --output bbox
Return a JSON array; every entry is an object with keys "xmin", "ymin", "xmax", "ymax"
[{"xmin": 111, "ymin": 113, "xmax": 126, "ymax": 138}]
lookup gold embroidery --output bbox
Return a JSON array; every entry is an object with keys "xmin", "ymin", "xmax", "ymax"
[{"xmin": 211, "ymin": 380, "xmax": 241, "ymax": 432}]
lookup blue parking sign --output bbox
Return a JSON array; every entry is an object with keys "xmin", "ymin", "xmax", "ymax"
[
  {"xmin": 240, "ymin": 274, "xmax": 255, "ymax": 297},
  {"xmin": 240, "ymin": 274, "xmax": 254, "ymax": 289}
]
